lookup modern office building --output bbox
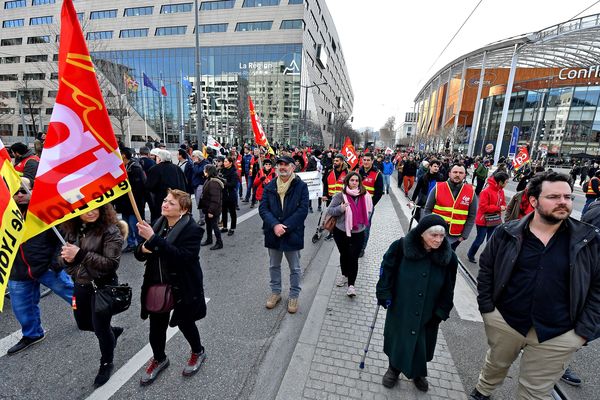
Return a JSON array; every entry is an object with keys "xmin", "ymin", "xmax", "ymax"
[
  {"xmin": 395, "ymin": 111, "xmax": 417, "ymax": 144},
  {"xmin": 0, "ymin": 0, "xmax": 353, "ymax": 147},
  {"xmin": 413, "ymin": 14, "xmax": 600, "ymax": 161}
]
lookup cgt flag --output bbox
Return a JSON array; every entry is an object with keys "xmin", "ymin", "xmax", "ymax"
[
  {"xmin": 0, "ymin": 138, "xmax": 26, "ymax": 311},
  {"xmin": 342, "ymin": 137, "xmax": 359, "ymax": 170},
  {"xmin": 22, "ymin": 0, "xmax": 130, "ymax": 242},
  {"xmin": 512, "ymin": 146, "xmax": 530, "ymax": 170},
  {"xmin": 248, "ymin": 95, "xmax": 270, "ymax": 148}
]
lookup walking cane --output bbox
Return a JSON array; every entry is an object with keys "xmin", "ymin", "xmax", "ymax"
[
  {"xmin": 311, "ymin": 207, "xmax": 325, "ymax": 243},
  {"xmin": 359, "ymin": 304, "xmax": 381, "ymax": 369},
  {"xmin": 408, "ymin": 204, "xmax": 420, "ymax": 231}
]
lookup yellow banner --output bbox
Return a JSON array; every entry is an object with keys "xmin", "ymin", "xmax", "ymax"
[{"xmin": 21, "ymin": 179, "xmax": 130, "ymax": 242}]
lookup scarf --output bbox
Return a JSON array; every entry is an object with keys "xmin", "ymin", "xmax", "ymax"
[
  {"xmin": 276, "ymin": 173, "xmax": 295, "ymax": 207},
  {"xmin": 342, "ymin": 188, "xmax": 373, "ymax": 237}
]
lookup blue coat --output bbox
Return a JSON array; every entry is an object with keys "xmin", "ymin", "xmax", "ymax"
[{"xmin": 259, "ymin": 176, "xmax": 309, "ymax": 251}]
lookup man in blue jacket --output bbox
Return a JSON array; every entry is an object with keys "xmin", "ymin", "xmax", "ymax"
[{"xmin": 259, "ymin": 156, "xmax": 309, "ymax": 314}]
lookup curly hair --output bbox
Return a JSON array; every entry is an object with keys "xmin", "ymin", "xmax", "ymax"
[{"xmin": 60, "ymin": 204, "xmax": 118, "ymax": 236}]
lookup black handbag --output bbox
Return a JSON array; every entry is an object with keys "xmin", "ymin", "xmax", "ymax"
[{"xmin": 93, "ymin": 281, "xmax": 133, "ymax": 316}]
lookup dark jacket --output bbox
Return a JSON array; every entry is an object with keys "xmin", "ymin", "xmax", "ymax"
[
  {"xmin": 134, "ymin": 215, "xmax": 206, "ymax": 327},
  {"xmin": 139, "ymin": 156, "xmax": 156, "ymax": 174},
  {"xmin": 199, "ymin": 178, "xmax": 224, "ymax": 217},
  {"xmin": 477, "ymin": 214, "xmax": 600, "ymax": 341},
  {"xmin": 115, "ymin": 159, "xmax": 146, "ymax": 216},
  {"xmin": 402, "ymin": 160, "xmax": 418, "ymax": 177},
  {"xmin": 178, "ymin": 159, "xmax": 194, "ymax": 194},
  {"xmin": 9, "ymin": 229, "xmax": 61, "ymax": 281},
  {"xmin": 376, "ymin": 230, "xmax": 458, "ymax": 378},
  {"xmin": 359, "ymin": 166, "xmax": 384, "ymax": 206},
  {"xmin": 61, "ymin": 224, "xmax": 123, "ymax": 285},
  {"xmin": 145, "ymin": 161, "xmax": 187, "ymax": 220},
  {"xmin": 259, "ymin": 175, "xmax": 309, "ymax": 251},
  {"xmin": 582, "ymin": 200, "xmax": 600, "ymax": 229},
  {"xmin": 220, "ymin": 165, "xmax": 239, "ymax": 203},
  {"xmin": 191, "ymin": 159, "xmax": 209, "ymax": 189},
  {"xmin": 14, "ymin": 149, "xmax": 39, "ymax": 181},
  {"xmin": 411, "ymin": 171, "xmax": 444, "ymax": 205}
]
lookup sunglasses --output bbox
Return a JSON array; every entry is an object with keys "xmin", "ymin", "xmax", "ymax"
[{"xmin": 15, "ymin": 189, "xmax": 28, "ymax": 195}]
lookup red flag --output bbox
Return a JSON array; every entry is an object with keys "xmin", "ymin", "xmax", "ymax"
[
  {"xmin": 248, "ymin": 95, "xmax": 269, "ymax": 147},
  {"xmin": 512, "ymin": 146, "xmax": 530, "ymax": 170},
  {"xmin": 161, "ymin": 86, "xmax": 167, "ymax": 96},
  {"xmin": 301, "ymin": 150, "xmax": 308, "ymax": 172},
  {"xmin": 342, "ymin": 137, "xmax": 359, "ymax": 169},
  {"xmin": 22, "ymin": 0, "xmax": 129, "ymax": 241}
]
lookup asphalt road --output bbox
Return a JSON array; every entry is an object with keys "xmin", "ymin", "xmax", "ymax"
[{"xmin": 0, "ymin": 201, "xmax": 333, "ymax": 400}]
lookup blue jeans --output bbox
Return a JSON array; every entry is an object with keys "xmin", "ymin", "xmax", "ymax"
[
  {"xmin": 123, "ymin": 213, "xmax": 143, "ymax": 247},
  {"xmin": 467, "ymin": 225, "xmax": 497, "ymax": 260},
  {"xmin": 362, "ymin": 208, "xmax": 375, "ymax": 252},
  {"xmin": 8, "ymin": 270, "xmax": 74, "ymax": 338},
  {"xmin": 382, "ymin": 175, "xmax": 391, "ymax": 193},
  {"xmin": 245, "ymin": 176, "xmax": 254, "ymax": 201},
  {"xmin": 268, "ymin": 249, "xmax": 302, "ymax": 298}
]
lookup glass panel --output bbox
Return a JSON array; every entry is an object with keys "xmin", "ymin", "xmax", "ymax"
[{"xmin": 4, "ymin": 0, "xmax": 26, "ymax": 9}]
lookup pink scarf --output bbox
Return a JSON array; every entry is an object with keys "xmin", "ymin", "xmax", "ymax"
[{"xmin": 342, "ymin": 188, "xmax": 373, "ymax": 237}]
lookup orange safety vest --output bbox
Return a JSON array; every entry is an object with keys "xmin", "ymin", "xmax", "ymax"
[
  {"xmin": 235, "ymin": 154, "xmax": 242, "ymax": 177},
  {"xmin": 327, "ymin": 169, "xmax": 347, "ymax": 197},
  {"xmin": 587, "ymin": 177, "xmax": 599, "ymax": 195},
  {"xmin": 14, "ymin": 154, "xmax": 40, "ymax": 176},
  {"xmin": 432, "ymin": 182, "xmax": 474, "ymax": 236},
  {"xmin": 361, "ymin": 168, "xmax": 379, "ymax": 195}
]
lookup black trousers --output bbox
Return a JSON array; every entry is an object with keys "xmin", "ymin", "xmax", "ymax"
[
  {"xmin": 222, "ymin": 201, "xmax": 237, "ymax": 229},
  {"xmin": 333, "ymin": 227, "xmax": 365, "ymax": 286},
  {"xmin": 149, "ymin": 312, "xmax": 203, "ymax": 361},
  {"xmin": 205, "ymin": 214, "xmax": 222, "ymax": 243},
  {"xmin": 73, "ymin": 283, "xmax": 116, "ymax": 364}
]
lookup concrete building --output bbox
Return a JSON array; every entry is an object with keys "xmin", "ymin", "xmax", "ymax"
[
  {"xmin": 0, "ymin": 0, "xmax": 353, "ymax": 147},
  {"xmin": 395, "ymin": 111, "xmax": 417, "ymax": 144}
]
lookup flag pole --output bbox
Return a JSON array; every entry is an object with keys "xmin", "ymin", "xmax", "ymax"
[
  {"xmin": 159, "ymin": 73, "xmax": 166, "ymax": 145},
  {"xmin": 141, "ymin": 72, "xmax": 149, "ymax": 143}
]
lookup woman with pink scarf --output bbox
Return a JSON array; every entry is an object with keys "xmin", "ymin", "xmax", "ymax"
[{"xmin": 326, "ymin": 172, "xmax": 373, "ymax": 297}]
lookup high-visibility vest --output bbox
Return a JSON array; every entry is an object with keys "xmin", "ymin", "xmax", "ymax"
[
  {"xmin": 433, "ymin": 182, "xmax": 474, "ymax": 236},
  {"xmin": 587, "ymin": 177, "xmax": 599, "ymax": 195},
  {"xmin": 327, "ymin": 169, "xmax": 347, "ymax": 197},
  {"xmin": 234, "ymin": 154, "xmax": 242, "ymax": 177},
  {"xmin": 249, "ymin": 156, "xmax": 257, "ymax": 176},
  {"xmin": 14, "ymin": 154, "xmax": 40, "ymax": 176},
  {"xmin": 361, "ymin": 168, "xmax": 379, "ymax": 195}
]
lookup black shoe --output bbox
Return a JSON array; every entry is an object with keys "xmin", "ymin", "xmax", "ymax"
[
  {"xmin": 199, "ymin": 221, "xmax": 206, "ymax": 226},
  {"xmin": 561, "ymin": 367, "xmax": 582, "ymax": 386},
  {"xmin": 220, "ymin": 228, "xmax": 229, "ymax": 233},
  {"xmin": 317, "ymin": 206, "xmax": 322, "ymax": 212},
  {"xmin": 112, "ymin": 326, "xmax": 124, "ymax": 348},
  {"xmin": 358, "ymin": 250, "xmax": 365, "ymax": 258},
  {"xmin": 469, "ymin": 388, "xmax": 490, "ymax": 400},
  {"xmin": 241, "ymin": 199, "xmax": 249, "ymax": 203},
  {"xmin": 94, "ymin": 362, "xmax": 114, "ymax": 387},
  {"xmin": 236, "ymin": 205, "xmax": 240, "ymax": 210},
  {"xmin": 308, "ymin": 207, "xmax": 314, "ymax": 213},
  {"xmin": 7, "ymin": 335, "xmax": 45, "ymax": 355},
  {"xmin": 382, "ymin": 367, "xmax": 399, "ymax": 388},
  {"xmin": 201, "ymin": 239, "xmax": 213, "ymax": 246},
  {"xmin": 324, "ymin": 233, "xmax": 334, "ymax": 241},
  {"xmin": 250, "ymin": 203, "xmax": 255, "ymax": 208},
  {"xmin": 210, "ymin": 242, "xmax": 223, "ymax": 250},
  {"xmin": 123, "ymin": 246, "xmax": 136, "ymax": 253},
  {"xmin": 227, "ymin": 230, "xmax": 235, "ymax": 236},
  {"xmin": 413, "ymin": 376, "xmax": 428, "ymax": 392},
  {"xmin": 468, "ymin": 257, "xmax": 476, "ymax": 263}
]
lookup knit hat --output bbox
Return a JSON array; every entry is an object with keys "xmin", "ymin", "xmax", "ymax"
[{"xmin": 414, "ymin": 214, "xmax": 448, "ymax": 235}]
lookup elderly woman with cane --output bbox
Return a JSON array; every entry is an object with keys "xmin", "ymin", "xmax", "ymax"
[{"xmin": 375, "ymin": 214, "xmax": 458, "ymax": 392}]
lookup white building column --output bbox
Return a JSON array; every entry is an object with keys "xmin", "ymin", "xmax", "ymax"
[
  {"xmin": 453, "ymin": 59, "xmax": 468, "ymax": 135},
  {"xmin": 494, "ymin": 44, "xmax": 519, "ymax": 164},
  {"xmin": 468, "ymin": 51, "xmax": 487, "ymax": 156}
]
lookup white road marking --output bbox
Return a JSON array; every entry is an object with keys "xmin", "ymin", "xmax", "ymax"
[{"xmin": 85, "ymin": 297, "xmax": 210, "ymax": 400}]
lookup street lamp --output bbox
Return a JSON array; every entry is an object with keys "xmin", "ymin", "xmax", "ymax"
[{"xmin": 302, "ymin": 79, "xmax": 328, "ymax": 146}]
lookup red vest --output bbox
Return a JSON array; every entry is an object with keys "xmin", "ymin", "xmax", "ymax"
[
  {"xmin": 327, "ymin": 169, "xmax": 347, "ymax": 197},
  {"xmin": 234, "ymin": 154, "xmax": 242, "ymax": 178},
  {"xmin": 361, "ymin": 168, "xmax": 379, "ymax": 195},
  {"xmin": 433, "ymin": 182, "xmax": 474, "ymax": 236},
  {"xmin": 14, "ymin": 154, "xmax": 40, "ymax": 176},
  {"xmin": 254, "ymin": 168, "xmax": 277, "ymax": 201},
  {"xmin": 587, "ymin": 177, "xmax": 599, "ymax": 196}
]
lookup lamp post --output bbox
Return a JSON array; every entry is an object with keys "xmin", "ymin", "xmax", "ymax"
[
  {"xmin": 302, "ymin": 79, "xmax": 328, "ymax": 146},
  {"xmin": 194, "ymin": 0, "xmax": 203, "ymax": 147}
]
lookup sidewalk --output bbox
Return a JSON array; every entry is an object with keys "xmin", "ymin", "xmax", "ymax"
[{"xmin": 276, "ymin": 185, "xmax": 467, "ymax": 400}]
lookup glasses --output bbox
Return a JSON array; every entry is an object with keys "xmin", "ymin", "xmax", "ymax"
[
  {"xmin": 541, "ymin": 194, "xmax": 575, "ymax": 201},
  {"xmin": 15, "ymin": 189, "xmax": 27, "ymax": 195}
]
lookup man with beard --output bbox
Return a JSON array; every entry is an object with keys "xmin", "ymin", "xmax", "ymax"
[
  {"xmin": 7, "ymin": 178, "xmax": 74, "ymax": 355},
  {"xmin": 469, "ymin": 171, "xmax": 600, "ymax": 400}
]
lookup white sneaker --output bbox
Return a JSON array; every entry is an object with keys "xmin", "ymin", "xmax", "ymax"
[
  {"xmin": 346, "ymin": 285, "xmax": 356, "ymax": 297},
  {"xmin": 336, "ymin": 275, "xmax": 348, "ymax": 287}
]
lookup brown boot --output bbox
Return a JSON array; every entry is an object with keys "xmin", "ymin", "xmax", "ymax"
[
  {"xmin": 265, "ymin": 293, "xmax": 281, "ymax": 309},
  {"xmin": 287, "ymin": 298, "xmax": 299, "ymax": 314}
]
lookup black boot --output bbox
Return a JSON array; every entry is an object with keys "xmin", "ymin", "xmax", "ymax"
[
  {"xmin": 210, "ymin": 241, "xmax": 223, "ymax": 250},
  {"xmin": 201, "ymin": 238, "xmax": 213, "ymax": 246},
  {"xmin": 413, "ymin": 376, "xmax": 429, "ymax": 392},
  {"xmin": 94, "ymin": 362, "xmax": 114, "ymax": 387},
  {"xmin": 382, "ymin": 366, "xmax": 399, "ymax": 388}
]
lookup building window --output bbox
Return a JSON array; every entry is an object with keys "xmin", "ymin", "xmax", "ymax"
[
  {"xmin": 119, "ymin": 28, "xmax": 149, "ymax": 38},
  {"xmin": 3, "ymin": 18, "xmax": 24, "ymax": 28},
  {"xmin": 27, "ymin": 35, "xmax": 50, "ymax": 44},
  {"xmin": 23, "ymin": 73, "xmax": 45, "ymax": 80},
  {"xmin": 1, "ymin": 37, "xmax": 22, "ymax": 46},
  {"xmin": 77, "ymin": 12, "xmax": 84, "ymax": 22},
  {"xmin": 288, "ymin": 0, "xmax": 302, "ymax": 4},
  {"xmin": 160, "ymin": 3, "xmax": 192, "ymax": 13},
  {"xmin": 242, "ymin": 0, "xmax": 279, "ymax": 7},
  {"xmin": 86, "ymin": 31, "xmax": 113, "ymax": 40},
  {"xmin": 0, "ymin": 91, "xmax": 17, "ymax": 98},
  {"xmin": 124, "ymin": 6, "xmax": 153, "ymax": 16},
  {"xmin": 200, "ymin": 0, "xmax": 235, "ymax": 10},
  {"xmin": 52, "ymin": 53, "xmax": 58, "ymax": 61},
  {"xmin": 0, "ymin": 74, "xmax": 18, "ymax": 81},
  {"xmin": 30, "ymin": 16, "xmax": 53, "ymax": 25},
  {"xmin": 46, "ymin": 108, "xmax": 53, "ymax": 115},
  {"xmin": 32, "ymin": 0, "xmax": 55, "ymax": 4},
  {"xmin": 235, "ymin": 21, "xmax": 273, "ymax": 31},
  {"xmin": 25, "ymin": 54, "xmax": 48, "ymax": 62},
  {"xmin": 90, "ymin": 10, "xmax": 117, "ymax": 19},
  {"xmin": 50, "ymin": 72, "xmax": 58, "ymax": 79},
  {"xmin": 155, "ymin": 26, "xmax": 187, "ymax": 36},
  {"xmin": 4, "ymin": 0, "xmax": 26, "ymax": 9},
  {"xmin": 0, "ymin": 56, "xmax": 19, "ymax": 63},
  {"xmin": 0, "ymin": 108, "xmax": 15, "ymax": 114},
  {"xmin": 197, "ymin": 23, "xmax": 227, "ymax": 33},
  {"xmin": 0, "ymin": 124, "xmax": 13, "ymax": 136},
  {"xmin": 47, "ymin": 90, "xmax": 57, "ymax": 98},
  {"xmin": 280, "ymin": 19, "xmax": 303, "ymax": 29}
]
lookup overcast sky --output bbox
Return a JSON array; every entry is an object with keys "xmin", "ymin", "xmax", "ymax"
[{"xmin": 325, "ymin": 0, "xmax": 600, "ymax": 131}]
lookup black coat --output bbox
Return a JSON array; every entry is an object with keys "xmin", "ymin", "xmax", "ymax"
[
  {"xmin": 220, "ymin": 165, "xmax": 239, "ymax": 204},
  {"xmin": 199, "ymin": 178, "xmax": 223, "ymax": 217},
  {"xmin": 145, "ymin": 161, "xmax": 187, "ymax": 220},
  {"xmin": 259, "ymin": 176, "xmax": 309, "ymax": 251},
  {"xmin": 135, "ymin": 215, "xmax": 206, "ymax": 327},
  {"xmin": 376, "ymin": 231, "xmax": 457, "ymax": 378},
  {"xmin": 9, "ymin": 229, "xmax": 61, "ymax": 281},
  {"xmin": 582, "ymin": 200, "xmax": 600, "ymax": 228},
  {"xmin": 477, "ymin": 213, "xmax": 600, "ymax": 342},
  {"xmin": 115, "ymin": 159, "xmax": 146, "ymax": 216}
]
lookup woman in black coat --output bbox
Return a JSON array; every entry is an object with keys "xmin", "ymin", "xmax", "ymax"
[
  {"xmin": 219, "ymin": 156, "xmax": 238, "ymax": 235},
  {"xmin": 199, "ymin": 164, "xmax": 224, "ymax": 250},
  {"xmin": 135, "ymin": 189, "xmax": 207, "ymax": 386},
  {"xmin": 376, "ymin": 214, "xmax": 458, "ymax": 392}
]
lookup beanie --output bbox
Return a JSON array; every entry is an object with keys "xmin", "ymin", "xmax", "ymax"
[{"xmin": 414, "ymin": 214, "xmax": 448, "ymax": 236}]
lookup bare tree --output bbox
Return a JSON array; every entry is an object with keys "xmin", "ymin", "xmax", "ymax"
[{"xmin": 379, "ymin": 116, "xmax": 396, "ymax": 146}]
